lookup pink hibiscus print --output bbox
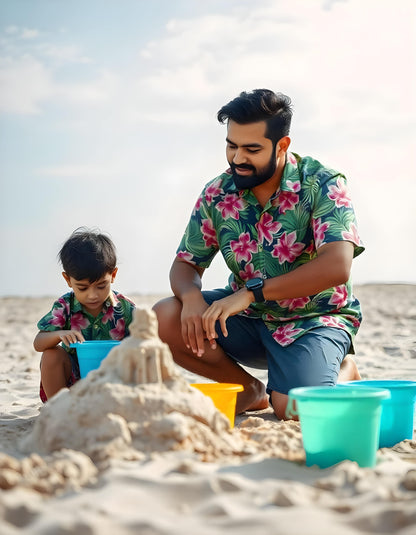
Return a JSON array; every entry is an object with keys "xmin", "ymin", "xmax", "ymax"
[
  {"xmin": 278, "ymin": 296, "xmax": 310, "ymax": 312},
  {"xmin": 342, "ymin": 222, "xmax": 360, "ymax": 245},
  {"xmin": 239, "ymin": 263, "xmax": 263, "ymax": 282},
  {"xmin": 50, "ymin": 302, "xmax": 69, "ymax": 327},
  {"xmin": 343, "ymin": 314, "xmax": 361, "ymax": 328},
  {"xmin": 205, "ymin": 179, "xmax": 223, "ymax": 204},
  {"xmin": 312, "ymin": 217, "xmax": 330, "ymax": 248},
  {"xmin": 328, "ymin": 177, "xmax": 352, "ymax": 208},
  {"xmin": 201, "ymin": 219, "xmax": 218, "ymax": 247},
  {"xmin": 329, "ymin": 285, "xmax": 348, "ymax": 309},
  {"xmin": 277, "ymin": 191, "xmax": 299, "ymax": 214},
  {"xmin": 272, "ymin": 323, "xmax": 303, "ymax": 346},
  {"xmin": 110, "ymin": 319, "xmax": 126, "ymax": 340},
  {"xmin": 192, "ymin": 195, "xmax": 203, "ymax": 215},
  {"xmin": 70, "ymin": 313, "xmax": 89, "ymax": 331},
  {"xmin": 102, "ymin": 308, "xmax": 115, "ymax": 325},
  {"xmin": 256, "ymin": 213, "xmax": 281, "ymax": 244},
  {"xmin": 177, "ymin": 251, "xmax": 195, "ymax": 263},
  {"xmin": 230, "ymin": 232, "xmax": 257, "ymax": 263},
  {"xmin": 216, "ymin": 193, "xmax": 246, "ymax": 220},
  {"xmin": 320, "ymin": 316, "xmax": 345, "ymax": 329},
  {"xmin": 272, "ymin": 231, "xmax": 305, "ymax": 264},
  {"xmin": 287, "ymin": 153, "xmax": 298, "ymax": 166}
]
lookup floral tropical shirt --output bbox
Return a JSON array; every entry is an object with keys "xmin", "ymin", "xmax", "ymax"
[
  {"xmin": 176, "ymin": 152, "xmax": 365, "ymax": 351},
  {"xmin": 37, "ymin": 290, "xmax": 136, "ymax": 353}
]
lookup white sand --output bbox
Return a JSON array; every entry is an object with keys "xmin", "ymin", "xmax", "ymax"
[{"xmin": 0, "ymin": 285, "xmax": 415, "ymax": 534}]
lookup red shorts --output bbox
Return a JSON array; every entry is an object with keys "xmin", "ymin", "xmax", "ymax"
[{"xmin": 39, "ymin": 372, "xmax": 79, "ymax": 403}]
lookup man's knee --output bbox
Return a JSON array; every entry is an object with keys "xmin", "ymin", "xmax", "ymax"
[{"xmin": 152, "ymin": 296, "xmax": 182, "ymax": 341}]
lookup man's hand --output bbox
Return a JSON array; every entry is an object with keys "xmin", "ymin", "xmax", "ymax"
[
  {"xmin": 180, "ymin": 295, "xmax": 212, "ymax": 357},
  {"xmin": 202, "ymin": 288, "xmax": 253, "ymax": 343}
]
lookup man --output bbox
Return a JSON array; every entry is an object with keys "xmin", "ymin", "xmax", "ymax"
[{"xmin": 154, "ymin": 89, "xmax": 364, "ymax": 420}]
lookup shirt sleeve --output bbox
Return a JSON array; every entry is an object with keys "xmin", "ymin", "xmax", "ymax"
[
  {"xmin": 114, "ymin": 293, "xmax": 136, "ymax": 336},
  {"xmin": 311, "ymin": 172, "xmax": 365, "ymax": 258},
  {"xmin": 37, "ymin": 296, "xmax": 71, "ymax": 332},
  {"xmin": 176, "ymin": 190, "xmax": 220, "ymax": 268}
]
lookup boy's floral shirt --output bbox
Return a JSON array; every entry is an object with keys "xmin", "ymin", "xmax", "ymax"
[
  {"xmin": 37, "ymin": 290, "xmax": 136, "ymax": 352},
  {"xmin": 177, "ymin": 153, "xmax": 365, "ymax": 351}
]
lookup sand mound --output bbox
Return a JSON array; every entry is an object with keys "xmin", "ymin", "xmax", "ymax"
[{"xmin": 20, "ymin": 308, "xmax": 256, "ymax": 466}]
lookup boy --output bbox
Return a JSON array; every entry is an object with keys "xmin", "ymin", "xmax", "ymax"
[{"xmin": 34, "ymin": 228, "xmax": 135, "ymax": 401}]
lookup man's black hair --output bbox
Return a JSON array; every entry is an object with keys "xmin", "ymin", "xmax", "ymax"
[
  {"xmin": 217, "ymin": 89, "xmax": 293, "ymax": 145},
  {"xmin": 59, "ymin": 227, "xmax": 117, "ymax": 282}
]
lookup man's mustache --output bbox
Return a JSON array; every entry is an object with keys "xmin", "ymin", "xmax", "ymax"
[{"xmin": 231, "ymin": 163, "xmax": 255, "ymax": 172}]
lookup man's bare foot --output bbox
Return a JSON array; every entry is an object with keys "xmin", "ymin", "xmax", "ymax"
[
  {"xmin": 236, "ymin": 378, "xmax": 269, "ymax": 414},
  {"xmin": 338, "ymin": 355, "xmax": 361, "ymax": 382}
]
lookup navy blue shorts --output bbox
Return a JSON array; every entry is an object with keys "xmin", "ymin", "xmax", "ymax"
[{"xmin": 202, "ymin": 289, "xmax": 352, "ymax": 395}]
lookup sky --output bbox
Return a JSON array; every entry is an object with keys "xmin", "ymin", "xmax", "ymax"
[{"xmin": 0, "ymin": 0, "xmax": 415, "ymax": 297}]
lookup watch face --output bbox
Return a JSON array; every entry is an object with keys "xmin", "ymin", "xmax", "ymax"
[
  {"xmin": 246, "ymin": 277, "xmax": 265, "ymax": 303},
  {"xmin": 247, "ymin": 278, "xmax": 263, "ymax": 290}
]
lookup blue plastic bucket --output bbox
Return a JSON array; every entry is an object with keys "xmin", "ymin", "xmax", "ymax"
[
  {"xmin": 340, "ymin": 380, "xmax": 416, "ymax": 447},
  {"xmin": 70, "ymin": 340, "xmax": 120, "ymax": 378},
  {"xmin": 287, "ymin": 386, "xmax": 390, "ymax": 468}
]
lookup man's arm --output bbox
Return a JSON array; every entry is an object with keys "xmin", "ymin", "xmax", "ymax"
[
  {"xmin": 170, "ymin": 257, "xmax": 212, "ymax": 357},
  {"xmin": 202, "ymin": 241, "xmax": 354, "ymax": 341}
]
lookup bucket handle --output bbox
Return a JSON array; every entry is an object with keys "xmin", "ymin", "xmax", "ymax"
[{"xmin": 285, "ymin": 396, "xmax": 298, "ymax": 420}]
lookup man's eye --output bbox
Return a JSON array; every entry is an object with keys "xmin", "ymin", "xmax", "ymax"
[{"xmin": 247, "ymin": 148, "xmax": 260, "ymax": 154}]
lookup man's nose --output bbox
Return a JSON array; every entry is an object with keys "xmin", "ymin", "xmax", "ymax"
[{"xmin": 233, "ymin": 148, "xmax": 247, "ymax": 165}]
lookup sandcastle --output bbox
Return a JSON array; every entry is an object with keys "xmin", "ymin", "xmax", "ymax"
[
  {"xmin": 20, "ymin": 308, "xmax": 250, "ymax": 464},
  {"xmin": 1, "ymin": 307, "xmax": 304, "ymax": 496}
]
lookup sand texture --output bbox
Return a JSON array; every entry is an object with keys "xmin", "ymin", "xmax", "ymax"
[{"xmin": 0, "ymin": 285, "xmax": 415, "ymax": 534}]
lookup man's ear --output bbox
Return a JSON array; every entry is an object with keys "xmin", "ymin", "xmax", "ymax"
[
  {"xmin": 62, "ymin": 272, "xmax": 72, "ymax": 287},
  {"xmin": 110, "ymin": 267, "xmax": 118, "ymax": 283},
  {"xmin": 277, "ymin": 136, "xmax": 291, "ymax": 155}
]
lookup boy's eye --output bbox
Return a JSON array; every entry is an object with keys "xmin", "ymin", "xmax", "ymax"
[{"xmin": 247, "ymin": 148, "xmax": 261, "ymax": 154}]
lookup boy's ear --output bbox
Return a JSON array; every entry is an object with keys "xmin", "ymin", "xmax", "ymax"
[
  {"xmin": 111, "ymin": 267, "xmax": 118, "ymax": 283},
  {"xmin": 62, "ymin": 272, "xmax": 72, "ymax": 287}
]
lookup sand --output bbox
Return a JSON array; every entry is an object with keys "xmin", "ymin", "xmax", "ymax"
[{"xmin": 0, "ymin": 285, "xmax": 415, "ymax": 534}]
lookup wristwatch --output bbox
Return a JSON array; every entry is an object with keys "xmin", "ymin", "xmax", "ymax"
[{"xmin": 245, "ymin": 277, "xmax": 265, "ymax": 303}]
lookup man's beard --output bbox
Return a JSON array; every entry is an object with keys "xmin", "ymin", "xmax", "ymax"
[{"xmin": 231, "ymin": 147, "xmax": 277, "ymax": 190}]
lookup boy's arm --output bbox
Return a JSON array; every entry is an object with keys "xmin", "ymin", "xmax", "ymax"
[{"xmin": 33, "ymin": 330, "xmax": 85, "ymax": 352}]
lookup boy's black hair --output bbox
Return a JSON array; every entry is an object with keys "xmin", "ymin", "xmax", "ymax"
[
  {"xmin": 59, "ymin": 227, "xmax": 117, "ymax": 282},
  {"xmin": 217, "ymin": 88, "xmax": 293, "ymax": 146}
]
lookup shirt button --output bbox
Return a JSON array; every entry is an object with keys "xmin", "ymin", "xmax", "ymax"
[{"xmin": 94, "ymin": 325, "xmax": 99, "ymax": 329}]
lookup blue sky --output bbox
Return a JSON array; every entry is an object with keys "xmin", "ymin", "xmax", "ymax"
[{"xmin": 0, "ymin": 0, "xmax": 415, "ymax": 296}]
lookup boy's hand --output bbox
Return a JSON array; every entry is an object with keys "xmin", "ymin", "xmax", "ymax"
[{"xmin": 59, "ymin": 330, "xmax": 85, "ymax": 346}]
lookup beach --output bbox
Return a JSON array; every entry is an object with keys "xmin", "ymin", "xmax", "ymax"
[{"xmin": 0, "ymin": 284, "xmax": 415, "ymax": 534}]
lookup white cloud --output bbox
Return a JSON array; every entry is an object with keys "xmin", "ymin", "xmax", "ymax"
[{"xmin": 0, "ymin": 55, "xmax": 53, "ymax": 114}]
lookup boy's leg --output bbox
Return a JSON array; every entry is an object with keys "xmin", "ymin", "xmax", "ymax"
[
  {"xmin": 267, "ymin": 328, "xmax": 359, "ymax": 420},
  {"xmin": 40, "ymin": 346, "xmax": 73, "ymax": 401},
  {"xmin": 153, "ymin": 295, "xmax": 269, "ymax": 414}
]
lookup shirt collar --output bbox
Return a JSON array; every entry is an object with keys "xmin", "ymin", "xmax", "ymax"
[{"xmin": 279, "ymin": 152, "xmax": 301, "ymax": 193}]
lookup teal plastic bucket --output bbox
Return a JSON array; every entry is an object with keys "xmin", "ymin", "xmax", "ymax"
[
  {"xmin": 341, "ymin": 380, "xmax": 416, "ymax": 447},
  {"xmin": 287, "ymin": 386, "xmax": 390, "ymax": 468},
  {"xmin": 70, "ymin": 340, "xmax": 120, "ymax": 378}
]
